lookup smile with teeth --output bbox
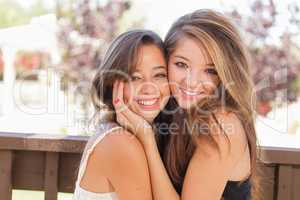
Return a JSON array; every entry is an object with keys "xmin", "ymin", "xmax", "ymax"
[
  {"xmin": 135, "ymin": 98, "xmax": 160, "ymax": 110},
  {"xmin": 137, "ymin": 98, "xmax": 158, "ymax": 105},
  {"xmin": 180, "ymin": 87, "xmax": 203, "ymax": 96}
]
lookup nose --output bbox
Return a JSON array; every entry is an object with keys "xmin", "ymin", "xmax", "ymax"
[
  {"xmin": 138, "ymin": 81, "xmax": 158, "ymax": 95},
  {"xmin": 185, "ymin": 70, "xmax": 202, "ymax": 89}
]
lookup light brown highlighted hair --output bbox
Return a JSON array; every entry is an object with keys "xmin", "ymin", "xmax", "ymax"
[{"xmin": 160, "ymin": 9, "xmax": 260, "ymax": 199}]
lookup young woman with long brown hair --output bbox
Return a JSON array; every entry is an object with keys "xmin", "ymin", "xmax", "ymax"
[
  {"xmin": 113, "ymin": 9, "xmax": 259, "ymax": 200},
  {"xmin": 73, "ymin": 29, "xmax": 170, "ymax": 200}
]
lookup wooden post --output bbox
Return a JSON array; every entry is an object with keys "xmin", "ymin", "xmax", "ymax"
[
  {"xmin": 277, "ymin": 165, "xmax": 293, "ymax": 200},
  {"xmin": 0, "ymin": 150, "xmax": 13, "ymax": 200},
  {"xmin": 44, "ymin": 152, "xmax": 59, "ymax": 200}
]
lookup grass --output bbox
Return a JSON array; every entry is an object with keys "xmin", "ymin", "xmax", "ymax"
[{"xmin": 12, "ymin": 190, "xmax": 73, "ymax": 200}]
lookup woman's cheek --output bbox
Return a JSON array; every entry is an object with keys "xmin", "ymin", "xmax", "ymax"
[
  {"xmin": 168, "ymin": 65, "xmax": 180, "ymax": 85},
  {"xmin": 160, "ymin": 80, "xmax": 171, "ymax": 99},
  {"xmin": 201, "ymin": 74, "xmax": 219, "ymax": 93},
  {"xmin": 123, "ymin": 83, "xmax": 132, "ymax": 104},
  {"xmin": 210, "ymin": 78, "xmax": 221, "ymax": 94},
  {"xmin": 167, "ymin": 74, "xmax": 178, "ymax": 95}
]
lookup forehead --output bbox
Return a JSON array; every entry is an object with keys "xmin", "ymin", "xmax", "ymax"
[
  {"xmin": 133, "ymin": 44, "xmax": 166, "ymax": 71},
  {"xmin": 171, "ymin": 36, "xmax": 213, "ymax": 65}
]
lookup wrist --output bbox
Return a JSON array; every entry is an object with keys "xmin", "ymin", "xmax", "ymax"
[{"xmin": 143, "ymin": 132, "xmax": 157, "ymax": 150}]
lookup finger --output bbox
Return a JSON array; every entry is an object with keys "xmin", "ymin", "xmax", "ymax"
[
  {"xmin": 117, "ymin": 81, "xmax": 125, "ymax": 104},
  {"xmin": 115, "ymin": 81, "xmax": 127, "ymax": 112},
  {"xmin": 116, "ymin": 81, "xmax": 152, "ymax": 131},
  {"xmin": 112, "ymin": 80, "xmax": 119, "ymax": 106},
  {"xmin": 113, "ymin": 80, "xmax": 125, "ymax": 113},
  {"xmin": 119, "ymin": 104, "xmax": 152, "ymax": 131},
  {"xmin": 113, "ymin": 81, "xmax": 150, "ymax": 134},
  {"xmin": 116, "ymin": 112, "xmax": 135, "ymax": 134}
]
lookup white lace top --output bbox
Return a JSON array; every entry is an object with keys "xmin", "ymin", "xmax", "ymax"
[{"xmin": 73, "ymin": 123, "xmax": 122, "ymax": 200}]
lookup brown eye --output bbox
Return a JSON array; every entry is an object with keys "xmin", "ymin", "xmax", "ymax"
[
  {"xmin": 205, "ymin": 68, "xmax": 218, "ymax": 75},
  {"xmin": 175, "ymin": 62, "xmax": 188, "ymax": 69},
  {"xmin": 155, "ymin": 73, "xmax": 167, "ymax": 78},
  {"xmin": 130, "ymin": 75, "xmax": 141, "ymax": 81}
]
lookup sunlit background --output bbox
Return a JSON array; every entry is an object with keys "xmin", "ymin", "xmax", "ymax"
[{"xmin": 0, "ymin": 0, "xmax": 299, "ymax": 199}]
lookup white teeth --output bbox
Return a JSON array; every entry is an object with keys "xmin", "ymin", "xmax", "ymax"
[
  {"xmin": 181, "ymin": 88, "xmax": 199, "ymax": 96},
  {"xmin": 138, "ymin": 99, "xmax": 158, "ymax": 106}
]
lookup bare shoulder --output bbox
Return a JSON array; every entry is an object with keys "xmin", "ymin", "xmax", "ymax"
[
  {"xmin": 181, "ymin": 111, "xmax": 251, "ymax": 197},
  {"xmin": 212, "ymin": 110, "xmax": 247, "ymax": 141},
  {"xmin": 92, "ymin": 127, "xmax": 145, "ymax": 156},
  {"xmin": 91, "ymin": 128, "xmax": 148, "ymax": 172},
  {"xmin": 80, "ymin": 126, "xmax": 151, "ymax": 199},
  {"xmin": 80, "ymin": 128, "xmax": 152, "ymax": 197},
  {"xmin": 196, "ymin": 110, "xmax": 248, "ymax": 161},
  {"xmin": 90, "ymin": 128, "xmax": 152, "ymax": 196}
]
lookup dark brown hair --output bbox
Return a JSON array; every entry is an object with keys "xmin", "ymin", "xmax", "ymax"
[
  {"xmin": 90, "ymin": 29, "xmax": 166, "ymax": 124},
  {"xmin": 75, "ymin": 30, "xmax": 166, "ymax": 180}
]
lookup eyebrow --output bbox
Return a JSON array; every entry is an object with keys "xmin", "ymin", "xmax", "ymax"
[
  {"xmin": 132, "ymin": 65, "xmax": 166, "ymax": 73},
  {"xmin": 174, "ymin": 55, "xmax": 215, "ymax": 67},
  {"xmin": 174, "ymin": 55, "xmax": 190, "ymax": 62},
  {"xmin": 206, "ymin": 63, "xmax": 215, "ymax": 67},
  {"xmin": 153, "ymin": 65, "xmax": 167, "ymax": 70}
]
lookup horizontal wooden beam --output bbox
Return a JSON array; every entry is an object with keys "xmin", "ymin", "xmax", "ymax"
[
  {"xmin": 0, "ymin": 132, "xmax": 88, "ymax": 153},
  {"xmin": 260, "ymin": 146, "xmax": 300, "ymax": 165},
  {"xmin": 1, "ymin": 132, "xmax": 300, "ymax": 164}
]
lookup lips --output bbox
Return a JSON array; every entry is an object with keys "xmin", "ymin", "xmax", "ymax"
[
  {"xmin": 179, "ymin": 87, "xmax": 203, "ymax": 96},
  {"xmin": 135, "ymin": 97, "xmax": 160, "ymax": 110},
  {"xmin": 137, "ymin": 98, "xmax": 158, "ymax": 105}
]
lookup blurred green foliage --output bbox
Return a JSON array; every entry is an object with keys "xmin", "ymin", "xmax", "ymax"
[{"xmin": 0, "ymin": 0, "xmax": 51, "ymax": 28}]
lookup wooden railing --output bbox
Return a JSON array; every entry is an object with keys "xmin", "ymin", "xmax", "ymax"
[{"xmin": 0, "ymin": 131, "xmax": 300, "ymax": 200}]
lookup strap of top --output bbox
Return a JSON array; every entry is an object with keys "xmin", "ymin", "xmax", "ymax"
[{"xmin": 76, "ymin": 123, "xmax": 122, "ymax": 187}]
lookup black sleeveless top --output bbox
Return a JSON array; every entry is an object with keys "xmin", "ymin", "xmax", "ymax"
[
  {"xmin": 170, "ymin": 177, "xmax": 251, "ymax": 199},
  {"xmin": 222, "ymin": 178, "xmax": 251, "ymax": 200}
]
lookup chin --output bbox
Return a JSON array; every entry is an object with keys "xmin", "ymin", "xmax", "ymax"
[
  {"xmin": 140, "ymin": 112, "xmax": 159, "ymax": 123},
  {"xmin": 179, "ymin": 103, "xmax": 194, "ymax": 110},
  {"xmin": 130, "ymin": 107, "xmax": 157, "ymax": 123},
  {"xmin": 176, "ymin": 98, "xmax": 197, "ymax": 110}
]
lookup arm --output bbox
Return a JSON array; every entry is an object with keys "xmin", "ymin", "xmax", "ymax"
[
  {"xmin": 125, "ymin": 112, "xmax": 250, "ymax": 200},
  {"xmin": 113, "ymin": 81, "xmax": 249, "ymax": 200},
  {"xmin": 143, "ymin": 135, "xmax": 180, "ymax": 200},
  {"xmin": 80, "ymin": 129, "xmax": 153, "ymax": 200},
  {"xmin": 112, "ymin": 80, "xmax": 180, "ymax": 200}
]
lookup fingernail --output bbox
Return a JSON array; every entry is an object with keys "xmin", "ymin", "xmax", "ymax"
[{"xmin": 114, "ymin": 98, "xmax": 121, "ymax": 105}]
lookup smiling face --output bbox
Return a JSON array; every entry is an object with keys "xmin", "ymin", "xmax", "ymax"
[
  {"xmin": 168, "ymin": 37, "xmax": 220, "ymax": 110},
  {"xmin": 123, "ymin": 44, "xmax": 170, "ymax": 123}
]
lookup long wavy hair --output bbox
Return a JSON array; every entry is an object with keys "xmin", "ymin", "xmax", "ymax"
[{"xmin": 158, "ymin": 9, "xmax": 260, "ymax": 199}]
